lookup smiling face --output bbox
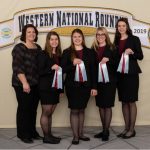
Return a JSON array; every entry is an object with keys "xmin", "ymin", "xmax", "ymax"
[
  {"xmin": 25, "ymin": 27, "xmax": 36, "ymax": 42},
  {"xmin": 117, "ymin": 21, "xmax": 127, "ymax": 35},
  {"xmin": 72, "ymin": 32, "xmax": 83, "ymax": 47},
  {"xmin": 49, "ymin": 35, "xmax": 59, "ymax": 49},
  {"xmin": 96, "ymin": 30, "xmax": 106, "ymax": 45}
]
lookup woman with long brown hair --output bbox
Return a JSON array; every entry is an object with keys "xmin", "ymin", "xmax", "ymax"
[
  {"xmin": 38, "ymin": 31, "xmax": 63, "ymax": 144},
  {"xmin": 61, "ymin": 28, "xmax": 97, "ymax": 144},
  {"xmin": 114, "ymin": 18, "xmax": 143, "ymax": 138}
]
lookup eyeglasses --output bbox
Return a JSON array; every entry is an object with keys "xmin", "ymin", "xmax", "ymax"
[{"xmin": 96, "ymin": 33, "xmax": 105, "ymax": 37}]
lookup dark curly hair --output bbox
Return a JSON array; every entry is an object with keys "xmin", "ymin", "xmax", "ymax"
[{"xmin": 20, "ymin": 24, "xmax": 38, "ymax": 42}]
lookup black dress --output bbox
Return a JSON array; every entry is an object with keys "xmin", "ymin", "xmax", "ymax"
[
  {"xmin": 115, "ymin": 35, "xmax": 143, "ymax": 102},
  {"xmin": 38, "ymin": 51, "xmax": 62, "ymax": 105},
  {"xmin": 95, "ymin": 46, "xmax": 116, "ymax": 108},
  {"xmin": 61, "ymin": 47, "xmax": 97, "ymax": 109}
]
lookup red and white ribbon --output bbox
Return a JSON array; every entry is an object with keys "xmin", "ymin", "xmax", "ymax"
[
  {"xmin": 75, "ymin": 61, "xmax": 87, "ymax": 82},
  {"xmin": 117, "ymin": 53, "xmax": 129, "ymax": 74},
  {"xmin": 98, "ymin": 63, "xmax": 109, "ymax": 83},
  {"xmin": 52, "ymin": 67, "xmax": 62, "ymax": 89}
]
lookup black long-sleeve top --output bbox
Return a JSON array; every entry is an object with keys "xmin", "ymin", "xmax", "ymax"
[
  {"xmin": 93, "ymin": 45, "xmax": 116, "ymax": 83},
  {"xmin": 37, "ymin": 50, "xmax": 63, "ymax": 92},
  {"xmin": 12, "ymin": 43, "xmax": 42, "ymax": 86},
  {"xmin": 114, "ymin": 35, "xmax": 144, "ymax": 74},
  {"xmin": 61, "ymin": 47, "xmax": 97, "ymax": 89}
]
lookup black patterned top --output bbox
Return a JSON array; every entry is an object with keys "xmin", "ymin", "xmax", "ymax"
[{"xmin": 12, "ymin": 43, "xmax": 42, "ymax": 86}]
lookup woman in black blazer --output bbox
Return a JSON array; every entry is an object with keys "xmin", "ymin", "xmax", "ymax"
[
  {"xmin": 38, "ymin": 31, "xmax": 63, "ymax": 144},
  {"xmin": 61, "ymin": 29, "xmax": 97, "ymax": 144},
  {"xmin": 114, "ymin": 18, "xmax": 143, "ymax": 138},
  {"xmin": 92, "ymin": 27, "xmax": 116, "ymax": 141}
]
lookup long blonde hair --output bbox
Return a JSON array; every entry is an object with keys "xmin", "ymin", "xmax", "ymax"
[{"xmin": 91, "ymin": 27, "xmax": 113, "ymax": 51}]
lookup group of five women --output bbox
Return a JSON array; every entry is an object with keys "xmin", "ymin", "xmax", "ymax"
[{"xmin": 12, "ymin": 18, "xmax": 143, "ymax": 144}]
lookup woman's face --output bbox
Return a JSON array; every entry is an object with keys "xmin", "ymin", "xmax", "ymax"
[
  {"xmin": 117, "ymin": 21, "xmax": 127, "ymax": 35},
  {"xmin": 96, "ymin": 30, "xmax": 106, "ymax": 45},
  {"xmin": 26, "ymin": 27, "xmax": 36, "ymax": 42},
  {"xmin": 49, "ymin": 35, "xmax": 59, "ymax": 49},
  {"xmin": 72, "ymin": 32, "xmax": 83, "ymax": 46}
]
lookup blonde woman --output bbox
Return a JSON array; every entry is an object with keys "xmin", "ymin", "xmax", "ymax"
[{"xmin": 92, "ymin": 27, "xmax": 116, "ymax": 141}]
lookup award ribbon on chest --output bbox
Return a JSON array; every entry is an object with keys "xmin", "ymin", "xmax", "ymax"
[
  {"xmin": 117, "ymin": 53, "xmax": 129, "ymax": 74},
  {"xmin": 75, "ymin": 61, "xmax": 87, "ymax": 82},
  {"xmin": 52, "ymin": 67, "xmax": 63, "ymax": 89},
  {"xmin": 98, "ymin": 63, "xmax": 109, "ymax": 83}
]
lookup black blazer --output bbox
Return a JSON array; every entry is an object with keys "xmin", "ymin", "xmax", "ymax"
[
  {"xmin": 115, "ymin": 35, "xmax": 143, "ymax": 74},
  {"xmin": 93, "ymin": 45, "xmax": 116, "ymax": 83},
  {"xmin": 61, "ymin": 47, "xmax": 97, "ymax": 89},
  {"xmin": 37, "ymin": 50, "xmax": 62, "ymax": 91}
]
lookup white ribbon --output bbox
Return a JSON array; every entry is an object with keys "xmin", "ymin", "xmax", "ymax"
[
  {"xmin": 98, "ymin": 63, "xmax": 109, "ymax": 83},
  {"xmin": 117, "ymin": 53, "xmax": 129, "ymax": 74},
  {"xmin": 75, "ymin": 61, "xmax": 87, "ymax": 82},
  {"xmin": 52, "ymin": 67, "xmax": 63, "ymax": 89}
]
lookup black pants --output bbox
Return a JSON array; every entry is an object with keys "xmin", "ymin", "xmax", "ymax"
[{"xmin": 14, "ymin": 85, "xmax": 39, "ymax": 139}]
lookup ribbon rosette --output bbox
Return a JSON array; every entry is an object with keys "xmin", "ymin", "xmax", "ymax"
[
  {"xmin": 98, "ymin": 63, "xmax": 109, "ymax": 83},
  {"xmin": 74, "ymin": 61, "xmax": 87, "ymax": 82},
  {"xmin": 117, "ymin": 53, "xmax": 129, "ymax": 74},
  {"xmin": 52, "ymin": 67, "xmax": 63, "ymax": 89}
]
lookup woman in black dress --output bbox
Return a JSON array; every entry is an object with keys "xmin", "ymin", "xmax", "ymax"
[
  {"xmin": 38, "ymin": 31, "xmax": 62, "ymax": 144},
  {"xmin": 61, "ymin": 29, "xmax": 97, "ymax": 144},
  {"xmin": 12, "ymin": 24, "xmax": 42, "ymax": 143},
  {"xmin": 92, "ymin": 27, "xmax": 116, "ymax": 141},
  {"xmin": 114, "ymin": 18, "xmax": 143, "ymax": 138}
]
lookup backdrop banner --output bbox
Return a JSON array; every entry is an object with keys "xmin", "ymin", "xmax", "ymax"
[{"xmin": 0, "ymin": 7, "xmax": 149, "ymax": 48}]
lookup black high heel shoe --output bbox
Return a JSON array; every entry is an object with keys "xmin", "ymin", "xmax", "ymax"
[
  {"xmin": 79, "ymin": 135, "xmax": 90, "ymax": 141},
  {"xmin": 102, "ymin": 130, "xmax": 109, "ymax": 141},
  {"xmin": 49, "ymin": 134, "xmax": 61, "ymax": 141},
  {"xmin": 122, "ymin": 130, "xmax": 136, "ymax": 139},
  {"xmin": 43, "ymin": 136, "xmax": 60, "ymax": 144},
  {"xmin": 94, "ymin": 131, "xmax": 103, "ymax": 138},
  {"xmin": 72, "ymin": 137, "xmax": 79, "ymax": 145},
  {"xmin": 117, "ymin": 129, "xmax": 128, "ymax": 138}
]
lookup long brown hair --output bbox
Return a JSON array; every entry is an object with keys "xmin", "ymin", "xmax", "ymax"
[
  {"xmin": 91, "ymin": 27, "xmax": 113, "ymax": 51},
  {"xmin": 44, "ymin": 31, "xmax": 62, "ymax": 57},
  {"xmin": 69, "ymin": 28, "xmax": 86, "ymax": 61},
  {"xmin": 114, "ymin": 18, "xmax": 132, "ymax": 47}
]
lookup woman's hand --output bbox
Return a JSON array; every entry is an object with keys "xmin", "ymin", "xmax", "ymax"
[
  {"xmin": 23, "ymin": 82, "xmax": 30, "ymax": 93},
  {"xmin": 51, "ymin": 64, "xmax": 59, "ymax": 71},
  {"xmin": 73, "ymin": 58, "xmax": 82, "ymax": 66},
  {"xmin": 125, "ymin": 48, "xmax": 134, "ymax": 55},
  {"xmin": 91, "ymin": 89, "xmax": 97, "ymax": 96},
  {"xmin": 100, "ymin": 57, "xmax": 109, "ymax": 64}
]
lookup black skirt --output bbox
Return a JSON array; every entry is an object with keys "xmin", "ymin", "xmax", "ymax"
[
  {"xmin": 95, "ymin": 82, "xmax": 116, "ymax": 108},
  {"xmin": 65, "ymin": 85, "xmax": 91, "ymax": 109},
  {"xmin": 117, "ymin": 73, "xmax": 139, "ymax": 102},
  {"xmin": 39, "ymin": 88, "xmax": 60, "ymax": 105}
]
